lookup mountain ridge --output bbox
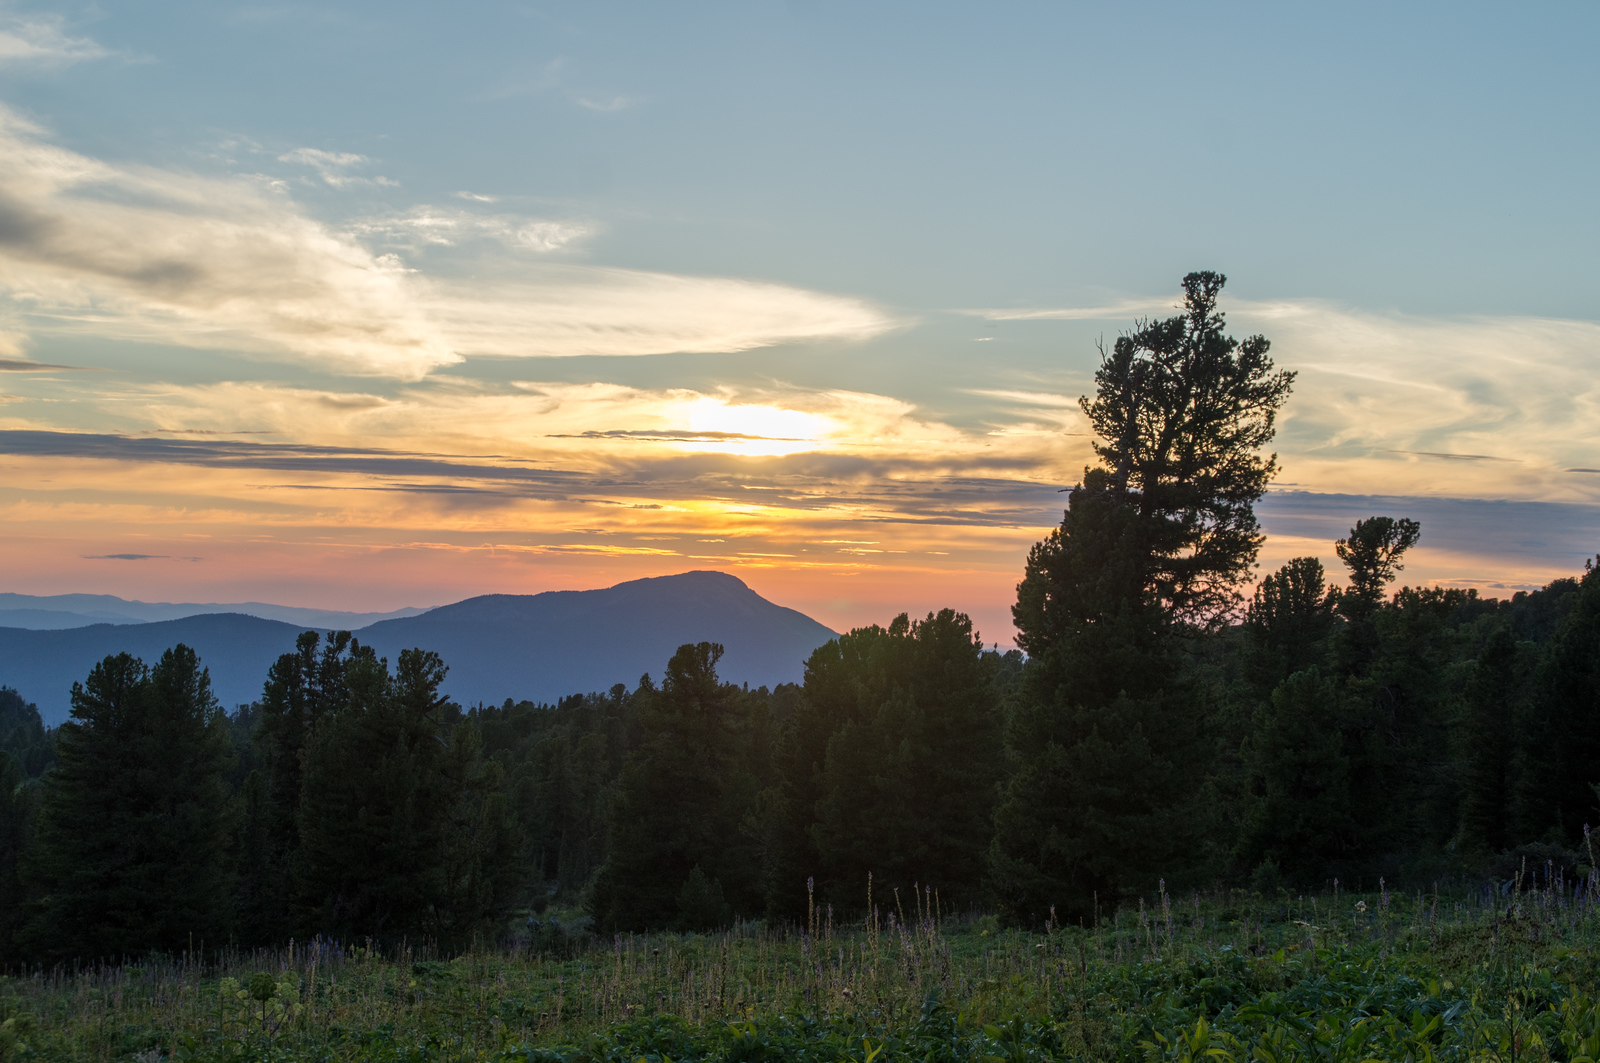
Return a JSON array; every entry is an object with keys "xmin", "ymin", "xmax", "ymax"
[{"xmin": 0, "ymin": 591, "xmax": 429, "ymax": 630}]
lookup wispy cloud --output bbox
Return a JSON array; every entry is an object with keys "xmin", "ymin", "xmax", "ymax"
[
  {"xmin": 350, "ymin": 206, "xmax": 592, "ymax": 252},
  {"xmin": 0, "ymin": 426, "xmax": 1066, "ymax": 532},
  {"xmin": 573, "ymin": 93, "xmax": 639, "ymax": 113},
  {"xmin": 427, "ymin": 272, "xmax": 892, "ymax": 361},
  {"xmin": 0, "ymin": 108, "xmax": 896, "ymax": 377},
  {"xmin": 30, "ymin": 286, "xmax": 1599, "ymax": 514},
  {"xmin": 277, "ymin": 147, "xmax": 399, "ymax": 188},
  {"xmin": 962, "ymin": 298, "xmax": 1177, "ymax": 321},
  {"xmin": 0, "ymin": 107, "xmax": 457, "ymax": 378},
  {"xmin": 962, "ymin": 291, "xmax": 1600, "ymax": 505},
  {"xmin": 1225, "ymin": 300, "xmax": 1600, "ymax": 503},
  {"xmin": 0, "ymin": 12, "xmax": 109, "ymax": 67},
  {"xmin": 963, "ymin": 388, "xmax": 1079, "ymax": 408}
]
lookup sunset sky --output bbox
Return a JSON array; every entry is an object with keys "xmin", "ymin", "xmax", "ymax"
[{"xmin": 1, "ymin": 2, "xmax": 1597, "ymax": 643}]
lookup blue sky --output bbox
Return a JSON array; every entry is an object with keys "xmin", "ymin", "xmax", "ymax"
[{"xmin": 0, "ymin": 1, "xmax": 1595, "ymax": 637}]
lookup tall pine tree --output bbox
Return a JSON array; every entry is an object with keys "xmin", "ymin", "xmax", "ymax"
[
  {"xmin": 0, "ymin": 752, "xmax": 33, "ymax": 962},
  {"xmin": 295, "ymin": 648, "xmax": 521, "ymax": 946},
  {"xmin": 991, "ymin": 272, "xmax": 1292, "ymax": 923},
  {"xmin": 235, "ymin": 631, "xmax": 365, "ymax": 943},
  {"xmin": 799, "ymin": 610, "xmax": 1002, "ymax": 911},
  {"xmin": 1236, "ymin": 668, "xmax": 1362, "ymax": 886},
  {"xmin": 1519, "ymin": 559, "xmax": 1600, "ymax": 842},
  {"xmin": 0, "ymin": 688, "xmax": 48, "ymax": 961},
  {"xmin": 1459, "ymin": 626, "xmax": 1528, "ymax": 855},
  {"xmin": 1242, "ymin": 557, "xmax": 1338, "ymax": 695},
  {"xmin": 24, "ymin": 647, "xmax": 234, "ymax": 960},
  {"xmin": 587, "ymin": 643, "xmax": 765, "ymax": 931}
]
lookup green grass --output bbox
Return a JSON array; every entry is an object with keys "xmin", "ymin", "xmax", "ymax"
[{"xmin": 4, "ymin": 881, "xmax": 1600, "ymax": 1062}]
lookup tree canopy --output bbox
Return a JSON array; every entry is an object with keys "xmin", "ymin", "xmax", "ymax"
[
  {"xmin": 1081, "ymin": 270, "xmax": 1295, "ymax": 628},
  {"xmin": 24, "ymin": 647, "xmax": 234, "ymax": 961}
]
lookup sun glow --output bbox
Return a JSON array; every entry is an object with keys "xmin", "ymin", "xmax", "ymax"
[{"xmin": 677, "ymin": 398, "xmax": 835, "ymax": 456}]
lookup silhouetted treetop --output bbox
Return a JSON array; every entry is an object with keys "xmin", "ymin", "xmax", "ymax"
[
  {"xmin": 1082, "ymin": 270, "xmax": 1295, "ymax": 627},
  {"xmin": 1334, "ymin": 516, "xmax": 1422, "ymax": 618}
]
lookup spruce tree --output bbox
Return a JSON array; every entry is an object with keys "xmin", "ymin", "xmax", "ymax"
[
  {"xmin": 991, "ymin": 272, "xmax": 1292, "ymax": 923},
  {"xmin": 1236, "ymin": 668, "xmax": 1361, "ymax": 886},
  {"xmin": 1227, "ymin": 556, "xmax": 1350, "ymax": 886},
  {"xmin": 1334, "ymin": 517, "xmax": 1423, "ymax": 620},
  {"xmin": 484, "ymin": 685, "xmax": 639, "ymax": 895},
  {"xmin": 1459, "ymin": 626, "xmax": 1527, "ymax": 855},
  {"xmin": 1519, "ymin": 559, "xmax": 1600, "ymax": 842},
  {"xmin": 1330, "ymin": 516, "xmax": 1423, "ymax": 678},
  {"xmin": 1334, "ymin": 528, "xmax": 1465, "ymax": 860},
  {"xmin": 0, "ymin": 688, "xmax": 49, "ymax": 960},
  {"xmin": 588, "ymin": 643, "xmax": 764, "ymax": 931},
  {"xmin": 802, "ymin": 610, "xmax": 1002, "ymax": 911},
  {"xmin": 0, "ymin": 752, "xmax": 33, "ymax": 962},
  {"xmin": 235, "ymin": 631, "xmax": 364, "ymax": 943},
  {"xmin": 1242, "ymin": 557, "xmax": 1338, "ymax": 694},
  {"xmin": 1079, "ymin": 271, "xmax": 1295, "ymax": 628},
  {"xmin": 0, "ymin": 687, "xmax": 54, "ymax": 779},
  {"xmin": 295, "ymin": 648, "xmax": 521, "ymax": 945},
  {"xmin": 24, "ymin": 647, "xmax": 234, "ymax": 961}
]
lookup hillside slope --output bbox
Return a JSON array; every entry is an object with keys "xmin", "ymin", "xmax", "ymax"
[{"xmin": 0, "ymin": 614, "xmax": 313, "ymax": 723}]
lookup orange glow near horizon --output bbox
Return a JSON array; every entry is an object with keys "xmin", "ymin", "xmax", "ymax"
[
  {"xmin": 3, "ymin": 304, "xmax": 1597, "ymax": 645},
  {"xmin": 4, "ymin": 438, "xmax": 1593, "ymax": 650}
]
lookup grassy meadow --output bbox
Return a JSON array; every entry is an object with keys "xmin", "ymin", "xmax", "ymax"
[{"xmin": 4, "ymin": 876, "xmax": 1600, "ymax": 1062}]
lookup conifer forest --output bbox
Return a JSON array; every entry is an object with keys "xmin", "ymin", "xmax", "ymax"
[{"xmin": 3, "ymin": 275, "xmax": 1600, "ymax": 1062}]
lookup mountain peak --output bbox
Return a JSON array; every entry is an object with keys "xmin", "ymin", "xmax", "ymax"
[{"xmin": 359, "ymin": 571, "xmax": 834, "ymax": 706}]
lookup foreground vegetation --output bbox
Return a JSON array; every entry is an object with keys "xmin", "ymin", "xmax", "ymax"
[{"xmin": 4, "ymin": 881, "xmax": 1600, "ymax": 1062}]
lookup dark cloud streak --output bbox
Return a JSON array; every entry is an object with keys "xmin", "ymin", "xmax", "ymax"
[
  {"xmin": 549, "ymin": 429, "xmax": 811, "ymax": 442},
  {"xmin": 0, "ymin": 428, "xmax": 1067, "ymax": 527},
  {"xmin": 0, "ymin": 358, "xmax": 98, "ymax": 372},
  {"xmin": 1259, "ymin": 491, "xmax": 1600, "ymax": 568}
]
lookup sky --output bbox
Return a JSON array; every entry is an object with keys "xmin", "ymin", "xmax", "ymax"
[{"xmin": 0, "ymin": 1, "xmax": 1596, "ymax": 643}]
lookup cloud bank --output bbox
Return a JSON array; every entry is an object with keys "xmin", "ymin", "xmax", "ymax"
[{"xmin": 0, "ymin": 108, "xmax": 895, "ymax": 378}]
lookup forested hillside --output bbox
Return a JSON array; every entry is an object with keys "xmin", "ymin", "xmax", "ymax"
[{"xmin": 2, "ymin": 273, "xmax": 1596, "ymax": 964}]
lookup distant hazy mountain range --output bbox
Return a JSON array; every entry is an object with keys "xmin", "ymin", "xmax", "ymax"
[
  {"xmin": 0, "ymin": 592, "xmax": 428, "ymax": 631},
  {"xmin": 0, "ymin": 572, "xmax": 838, "ymax": 724}
]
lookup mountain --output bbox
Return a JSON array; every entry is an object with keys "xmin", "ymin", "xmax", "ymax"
[
  {"xmin": 356, "ymin": 571, "xmax": 838, "ymax": 708},
  {"xmin": 0, "ymin": 592, "xmax": 428, "ymax": 630},
  {"xmin": 0, "ymin": 614, "xmax": 314, "ymax": 724},
  {"xmin": 0, "ymin": 572, "xmax": 838, "ymax": 724}
]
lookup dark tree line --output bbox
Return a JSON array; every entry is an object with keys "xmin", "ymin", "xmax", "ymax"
[
  {"xmin": 580, "ymin": 609, "xmax": 1015, "ymax": 932},
  {"xmin": 0, "ymin": 639, "xmax": 524, "ymax": 962},
  {"xmin": 3, "ymin": 272, "xmax": 1598, "ymax": 959},
  {"xmin": 1222, "ymin": 532, "xmax": 1600, "ymax": 893},
  {"xmin": 0, "ymin": 609, "xmax": 1017, "ymax": 958}
]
